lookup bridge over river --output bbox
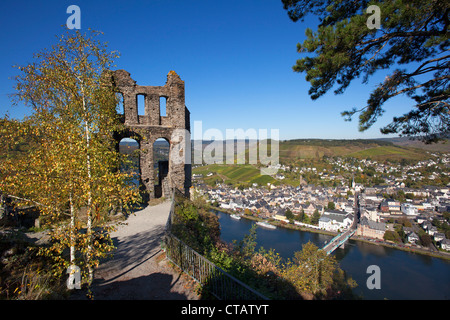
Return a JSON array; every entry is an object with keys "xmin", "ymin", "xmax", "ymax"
[
  {"xmin": 322, "ymin": 193, "xmax": 359, "ymax": 255},
  {"xmin": 322, "ymin": 228, "xmax": 356, "ymax": 255}
]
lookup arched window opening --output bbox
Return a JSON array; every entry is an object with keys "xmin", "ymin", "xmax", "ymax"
[{"xmin": 119, "ymin": 137, "xmax": 140, "ymax": 187}]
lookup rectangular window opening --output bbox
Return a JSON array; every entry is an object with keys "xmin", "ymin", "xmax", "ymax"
[
  {"xmin": 116, "ymin": 93, "xmax": 124, "ymax": 114},
  {"xmin": 160, "ymin": 96, "xmax": 167, "ymax": 117},
  {"xmin": 137, "ymin": 94, "xmax": 145, "ymax": 116}
]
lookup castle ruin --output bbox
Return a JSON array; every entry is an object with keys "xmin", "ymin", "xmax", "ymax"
[{"xmin": 111, "ymin": 70, "xmax": 191, "ymax": 199}]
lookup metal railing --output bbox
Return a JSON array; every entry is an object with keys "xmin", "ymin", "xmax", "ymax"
[{"xmin": 163, "ymin": 190, "xmax": 269, "ymax": 300}]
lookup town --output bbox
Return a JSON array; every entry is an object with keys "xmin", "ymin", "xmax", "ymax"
[{"xmin": 193, "ymin": 153, "xmax": 450, "ymax": 255}]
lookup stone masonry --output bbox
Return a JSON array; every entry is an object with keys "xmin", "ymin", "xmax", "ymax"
[{"xmin": 111, "ymin": 70, "xmax": 191, "ymax": 199}]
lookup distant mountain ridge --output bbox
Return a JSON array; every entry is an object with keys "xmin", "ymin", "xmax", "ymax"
[
  {"xmin": 376, "ymin": 136, "xmax": 449, "ymax": 153},
  {"xmin": 120, "ymin": 137, "xmax": 448, "ymax": 161},
  {"xmin": 194, "ymin": 137, "xmax": 448, "ymax": 162},
  {"xmin": 278, "ymin": 137, "xmax": 448, "ymax": 161}
]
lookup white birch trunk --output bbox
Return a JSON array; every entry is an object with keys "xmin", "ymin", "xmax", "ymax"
[
  {"xmin": 81, "ymin": 83, "xmax": 94, "ymax": 285},
  {"xmin": 68, "ymin": 192, "xmax": 76, "ymax": 288}
]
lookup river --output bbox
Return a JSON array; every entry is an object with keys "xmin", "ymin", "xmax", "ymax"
[{"xmin": 214, "ymin": 210, "xmax": 450, "ymax": 300}]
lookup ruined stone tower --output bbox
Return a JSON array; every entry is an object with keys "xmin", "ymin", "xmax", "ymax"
[{"xmin": 111, "ymin": 70, "xmax": 191, "ymax": 199}]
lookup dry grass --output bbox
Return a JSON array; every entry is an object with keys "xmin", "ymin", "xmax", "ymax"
[{"xmin": 0, "ymin": 231, "xmax": 68, "ymax": 299}]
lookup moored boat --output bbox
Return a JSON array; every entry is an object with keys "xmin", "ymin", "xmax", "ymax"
[
  {"xmin": 256, "ymin": 221, "xmax": 276, "ymax": 229},
  {"xmin": 230, "ymin": 214, "xmax": 241, "ymax": 220}
]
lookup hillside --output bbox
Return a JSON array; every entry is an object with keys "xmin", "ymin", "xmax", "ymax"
[
  {"xmin": 122, "ymin": 137, "xmax": 448, "ymax": 163},
  {"xmin": 377, "ymin": 136, "xmax": 450, "ymax": 153},
  {"xmin": 345, "ymin": 145, "xmax": 425, "ymax": 161},
  {"xmin": 191, "ymin": 138, "xmax": 447, "ymax": 188},
  {"xmin": 278, "ymin": 139, "xmax": 435, "ymax": 162},
  {"xmin": 192, "ymin": 164, "xmax": 276, "ymax": 187}
]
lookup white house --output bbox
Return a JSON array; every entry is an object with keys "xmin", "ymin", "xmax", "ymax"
[
  {"xmin": 427, "ymin": 226, "xmax": 438, "ymax": 236},
  {"xmin": 319, "ymin": 211, "xmax": 353, "ymax": 232},
  {"xmin": 421, "ymin": 202, "xmax": 434, "ymax": 210},
  {"xmin": 362, "ymin": 208, "xmax": 381, "ymax": 222},
  {"xmin": 434, "ymin": 232, "xmax": 445, "ymax": 243},
  {"xmin": 401, "ymin": 203, "xmax": 418, "ymax": 216},
  {"xmin": 416, "ymin": 215, "xmax": 428, "ymax": 224},
  {"xmin": 441, "ymin": 238, "xmax": 450, "ymax": 251},
  {"xmin": 220, "ymin": 201, "xmax": 237, "ymax": 210},
  {"xmin": 407, "ymin": 231, "xmax": 420, "ymax": 244}
]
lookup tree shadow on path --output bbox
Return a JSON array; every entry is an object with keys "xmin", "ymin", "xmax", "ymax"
[
  {"xmin": 97, "ymin": 225, "xmax": 165, "ymax": 276},
  {"xmin": 92, "ymin": 272, "xmax": 188, "ymax": 300},
  {"xmin": 70, "ymin": 202, "xmax": 199, "ymax": 300}
]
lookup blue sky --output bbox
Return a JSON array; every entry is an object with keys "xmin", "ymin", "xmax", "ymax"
[{"xmin": 0, "ymin": 0, "xmax": 414, "ymax": 140}]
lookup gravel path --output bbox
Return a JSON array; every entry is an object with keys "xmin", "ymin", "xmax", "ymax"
[{"xmin": 86, "ymin": 200, "xmax": 200, "ymax": 300}]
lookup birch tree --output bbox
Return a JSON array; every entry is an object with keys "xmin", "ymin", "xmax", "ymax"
[{"xmin": 0, "ymin": 29, "xmax": 140, "ymax": 286}]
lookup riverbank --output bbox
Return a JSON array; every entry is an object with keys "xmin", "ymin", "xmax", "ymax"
[
  {"xmin": 215, "ymin": 207, "xmax": 450, "ymax": 299},
  {"xmin": 353, "ymin": 235, "xmax": 450, "ymax": 261},
  {"xmin": 212, "ymin": 207, "xmax": 450, "ymax": 261}
]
